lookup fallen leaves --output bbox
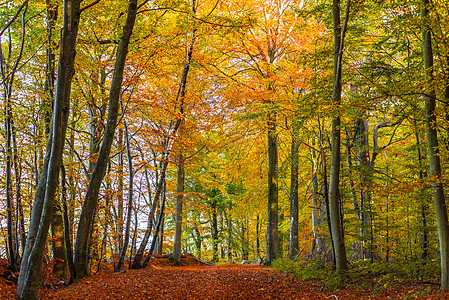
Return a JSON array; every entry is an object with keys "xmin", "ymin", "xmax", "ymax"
[
  {"xmin": 41, "ymin": 264, "xmax": 449, "ymax": 299},
  {"xmin": 1, "ymin": 257, "xmax": 449, "ymax": 299}
]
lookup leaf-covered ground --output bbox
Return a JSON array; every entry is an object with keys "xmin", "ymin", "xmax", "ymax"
[{"xmin": 1, "ymin": 257, "xmax": 449, "ymax": 299}]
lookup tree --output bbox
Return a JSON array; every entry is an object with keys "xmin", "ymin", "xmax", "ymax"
[
  {"xmin": 421, "ymin": 0, "xmax": 449, "ymax": 290},
  {"xmin": 328, "ymin": 0, "xmax": 350, "ymax": 274},
  {"xmin": 0, "ymin": 0, "xmax": 28, "ymax": 273},
  {"xmin": 73, "ymin": 0, "xmax": 138, "ymax": 281},
  {"xmin": 172, "ymin": 0, "xmax": 197, "ymax": 265},
  {"xmin": 17, "ymin": 0, "xmax": 83, "ymax": 298},
  {"xmin": 115, "ymin": 122, "xmax": 134, "ymax": 272}
]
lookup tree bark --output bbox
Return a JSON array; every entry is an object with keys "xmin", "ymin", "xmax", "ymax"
[
  {"xmin": 329, "ymin": 0, "xmax": 350, "ymax": 274},
  {"xmin": 17, "ymin": 1, "xmax": 81, "ymax": 298},
  {"xmin": 289, "ymin": 128, "xmax": 299, "ymax": 259},
  {"xmin": 211, "ymin": 198, "xmax": 219, "ymax": 262},
  {"xmin": 265, "ymin": 110, "xmax": 279, "ymax": 266},
  {"xmin": 172, "ymin": 151, "xmax": 185, "ymax": 264},
  {"xmin": 116, "ymin": 127, "xmax": 124, "ymax": 254},
  {"xmin": 73, "ymin": 0, "xmax": 138, "ymax": 281},
  {"xmin": 0, "ymin": 1, "xmax": 28, "ymax": 273},
  {"xmin": 143, "ymin": 181, "xmax": 167, "ymax": 266},
  {"xmin": 61, "ymin": 165, "xmax": 75, "ymax": 284},
  {"xmin": 131, "ymin": 163, "xmax": 158, "ymax": 269},
  {"xmin": 115, "ymin": 123, "xmax": 134, "ymax": 272},
  {"xmin": 422, "ymin": 0, "xmax": 449, "ymax": 290},
  {"xmin": 171, "ymin": 0, "xmax": 196, "ymax": 264}
]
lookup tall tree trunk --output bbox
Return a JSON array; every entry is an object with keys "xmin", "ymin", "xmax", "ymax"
[
  {"xmin": 289, "ymin": 128, "xmax": 299, "ymax": 259},
  {"xmin": 17, "ymin": 0, "xmax": 81, "ymax": 297},
  {"xmin": 115, "ymin": 123, "xmax": 134, "ymax": 272},
  {"xmin": 132, "ymin": 18, "xmax": 195, "ymax": 264},
  {"xmin": 73, "ymin": 0, "xmax": 138, "ymax": 281},
  {"xmin": 265, "ymin": 110, "xmax": 279, "ymax": 266},
  {"xmin": 13, "ymin": 125, "xmax": 26, "ymax": 256},
  {"xmin": 171, "ymin": 0, "xmax": 197, "ymax": 260},
  {"xmin": 329, "ymin": 0, "xmax": 350, "ymax": 274},
  {"xmin": 156, "ymin": 210, "xmax": 165, "ymax": 255},
  {"xmin": 5, "ymin": 97, "xmax": 16, "ymax": 272},
  {"xmin": 42, "ymin": 0, "xmax": 65, "ymax": 278},
  {"xmin": 311, "ymin": 141, "xmax": 325, "ymax": 256},
  {"xmin": 61, "ymin": 165, "xmax": 75, "ymax": 284},
  {"xmin": 211, "ymin": 198, "xmax": 219, "ymax": 262},
  {"xmin": 172, "ymin": 151, "xmax": 185, "ymax": 264},
  {"xmin": 416, "ymin": 126, "xmax": 429, "ymax": 260},
  {"xmin": 0, "ymin": 1, "xmax": 28, "ymax": 273},
  {"xmin": 256, "ymin": 215, "xmax": 260, "ymax": 260},
  {"xmin": 355, "ymin": 119, "xmax": 368, "ymax": 258},
  {"xmin": 143, "ymin": 181, "xmax": 167, "ymax": 265},
  {"xmin": 318, "ymin": 118, "xmax": 335, "ymax": 261},
  {"xmin": 86, "ymin": 67, "xmax": 108, "ymax": 263},
  {"xmin": 422, "ymin": 0, "xmax": 449, "ymax": 290},
  {"xmin": 224, "ymin": 209, "xmax": 233, "ymax": 261},
  {"xmin": 131, "ymin": 163, "xmax": 158, "ymax": 269},
  {"xmin": 116, "ymin": 127, "xmax": 124, "ymax": 254}
]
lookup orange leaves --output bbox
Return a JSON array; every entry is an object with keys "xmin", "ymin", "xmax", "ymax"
[{"xmin": 36, "ymin": 261, "xmax": 449, "ymax": 300}]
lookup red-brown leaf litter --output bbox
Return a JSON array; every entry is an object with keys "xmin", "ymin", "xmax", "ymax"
[{"xmin": 1, "ymin": 257, "xmax": 449, "ymax": 299}]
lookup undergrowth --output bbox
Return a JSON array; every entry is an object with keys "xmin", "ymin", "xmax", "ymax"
[{"xmin": 272, "ymin": 257, "xmax": 441, "ymax": 292}]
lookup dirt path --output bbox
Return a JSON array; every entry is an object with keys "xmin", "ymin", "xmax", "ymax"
[
  {"xmin": 42, "ymin": 265, "xmax": 341, "ymax": 299},
  {"xmin": 1, "ymin": 259, "xmax": 446, "ymax": 299}
]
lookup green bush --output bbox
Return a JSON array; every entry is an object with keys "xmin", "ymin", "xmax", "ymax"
[{"xmin": 272, "ymin": 257, "xmax": 441, "ymax": 292}]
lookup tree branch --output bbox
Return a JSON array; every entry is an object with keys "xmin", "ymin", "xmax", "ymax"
[{"xmin": 0, "ymin": 0, "xmax": 29, "ymax": 37}]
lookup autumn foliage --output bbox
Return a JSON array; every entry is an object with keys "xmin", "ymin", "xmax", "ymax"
[{"xmin": 1, "ymin": 0, "xmax": 449, "ymax": 298}]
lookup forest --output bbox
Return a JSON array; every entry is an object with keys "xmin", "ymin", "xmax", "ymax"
[{"xmin": 1, "ymin": 0, "xmax": 449, "ymax": 299}]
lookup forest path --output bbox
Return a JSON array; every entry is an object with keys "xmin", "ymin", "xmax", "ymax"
[
  {"xmin": 0, "ymin": 258, "xmax": 444, "ymax": 299},
  {"xmin": 43, "ymin": 264, "xmax": 343, "ymax": 299}
]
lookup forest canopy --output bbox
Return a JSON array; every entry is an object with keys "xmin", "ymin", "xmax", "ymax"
[{"xmin": 1, "ymin": 0, "xmax": 449, "ymax": 298}]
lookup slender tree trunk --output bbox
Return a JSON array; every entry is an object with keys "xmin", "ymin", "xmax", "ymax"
[
  {"xmin": 116, "ymin": 128, "xmax": 124, "ymax": 254},
  {"xmin": 172, "ymin": 151, "xmax": 185, "ymax": 264},
  {"xmin": 156, "ymin": 211, "xmax": 165, "ymax": 255},
  {"xmin": 131, "ymin": 165, "xmax": 157, "ymax": 269},
  {"xmin": 224, "ymin": 209, "xmax": 232, "ymax": 261},
  {"xmin": 61, "ymin": 165, "xmax": 75, "ymax": 284},
  {"xmin": 13, "ymin": 126, "xmax": 26, "ymax": 255},
  {"xmin": 329, "ymin": 0, "xmax": 350, "ymax": 274},
  {"xmin": 311, "ymin": 142, "xmax": 325, "ymax": 256},
  {"xmin": 318, "ymin": 118, "xmax": 335, "ymax": 261},
  {"xmin": 17, "ymin": 1, "xmax": 81, "ymax": 297},
  {"xmin": 422, "ymin": 0, "xmax": 449, "ymax": 290},
  {"xmin": 115, "ymin": 123, "xmax": 134, "ymax": 272},
  {"xmin": 413, "ymin": 114, "xmax": 429, "ymax": 261},
  {"xmin": 192, "ymin": 224, "xmax": 202, "ymax": 259},
  {"xmin": 131, "ymin": 24, "xmax": 194, "ymax": 263},
  {"xmin": 265, "ymin": 111, "xmax": 279, "ymax": 266},
  {"xmin": 5, "ymin": 99, "xmax": 16, "ymax": 272},
  {"xmin": 43, "ymin": 0, "xmax": 65, "ymax": 278},
  {"xmin": 211, "ymin": 199, "xmax": 219, "ymax": 262},
  {"xmin": 256, "ymin": 215, "xmax": 260, "ymax": 260},
  {"xmin": 355, "ymin": 119, "xmax": 369, "ymax": 258},
  {"xmin": 143, "ymin": 181, "xmax": 167, "ymax": 265},
  {"xmin": 289, "ymin": 128, "xmax": 299, "ymax": 259},
  {"xmin": 0, "ymin": 2, "xmax": 28, "ymax": 273},
  {"xmin": 171, "ymin": 0, "xmax": 197, "ymax": 261},
  {"xmin": 73, "ymin": 0, "xmax": 138, "ymax": 281}
]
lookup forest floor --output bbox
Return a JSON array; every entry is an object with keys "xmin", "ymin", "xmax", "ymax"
[{"xmin": 1, "ymin": 256, "xmax": 449, "ymax": 299}]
